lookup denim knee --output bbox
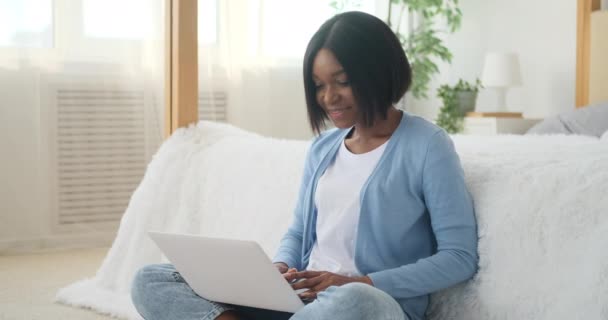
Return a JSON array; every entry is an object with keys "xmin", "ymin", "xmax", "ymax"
[
  {"xmin": 131, "ymin": 264, "xmax": 177, "ymax": 315},
  {"xmin": 131, "ymin": 264, "xmax": 233, "ymax": 320},
  {"xmin": 339, "ymin": 283, "xmax": 405, "ymax": 319},
  {"xmin": 330, "ymin": 282, "xmax": 378, "ymax": 304},
  {"xmin": 303, "ymin": 282, "xmax": 406, "ymax": 320}
]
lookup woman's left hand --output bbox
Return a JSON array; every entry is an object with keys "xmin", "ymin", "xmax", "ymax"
[{"xmin": 286, "ymin": 270, "xmax": 373, "ymax": 300}]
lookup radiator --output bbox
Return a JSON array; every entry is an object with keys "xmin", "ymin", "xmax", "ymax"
[{"xmin": 43, "ymin": 75, "xmax": 161, "ymax": 230}]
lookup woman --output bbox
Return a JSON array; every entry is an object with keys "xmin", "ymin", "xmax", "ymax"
[{"xmin": 131, "ymin": 11, "xmax": 478, "ymax": 320}]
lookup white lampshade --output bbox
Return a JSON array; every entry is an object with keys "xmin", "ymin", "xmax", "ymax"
[{"xmin": 481, "ymin": 52, "xmax": 522, "ymax": 88}]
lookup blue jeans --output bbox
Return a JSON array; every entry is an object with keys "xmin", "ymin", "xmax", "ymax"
[{"xmin": 131, "ymin": 264, "xmax": 408, "ymax": 320}]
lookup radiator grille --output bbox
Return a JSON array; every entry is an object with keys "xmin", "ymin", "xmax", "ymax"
[
  {"xmin": 54, "ymin": 88, "xmax": 147, "ymax": 226},
  {"xmin": 198, "ymin": 91, "xmax": 227, "ymax": 121}
]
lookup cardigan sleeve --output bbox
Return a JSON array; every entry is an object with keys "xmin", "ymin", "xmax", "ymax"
[
  {"xmin": 368, "ymin": 130, "xmax": 479, "ymax": 298},
  {"xmin": 272, "ymin": 140, "xmax": 317, "ymax": 270}
]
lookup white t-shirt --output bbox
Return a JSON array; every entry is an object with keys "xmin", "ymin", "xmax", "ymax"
[{"xmin": 307, "ymin": 138, "xmax": 388, "ymax": 277}]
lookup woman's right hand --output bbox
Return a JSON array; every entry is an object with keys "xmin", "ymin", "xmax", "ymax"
[
  {"xmin": 273, "ymin": 262, "xmax": 289, "ymax": 273},
  {"xmin": 274, "ymin": 262, "xmax": 297, "ymax": 277}
]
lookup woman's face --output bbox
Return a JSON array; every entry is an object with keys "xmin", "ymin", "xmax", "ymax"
[{"xmin": 312, "ymin": 48, "xmax": 360, "ymax": 129}]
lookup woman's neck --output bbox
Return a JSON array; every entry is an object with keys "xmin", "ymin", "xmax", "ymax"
[
  {"xmin": 349, "ymin": 107, "xmax": 402, "ymax": 143},
  {"xmin": 343, "ymin": 107, "xmax": 402, "ymax": 154}
]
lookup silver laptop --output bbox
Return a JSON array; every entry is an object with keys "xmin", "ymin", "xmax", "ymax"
[{"xmin": 148, "ymin": 231, "xmax": 305, "ymax": 313}]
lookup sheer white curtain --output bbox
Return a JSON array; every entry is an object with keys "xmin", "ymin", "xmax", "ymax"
[
  {"xmin": 198, "ymin": 0, "xmax": 375, "ymax": 139},
  {"xmin": 0, "ymin": 0, "xmax": 165, "ymax": 251}
]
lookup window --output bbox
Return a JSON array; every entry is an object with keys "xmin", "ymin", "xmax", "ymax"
[
  {"xmin": 83, "ymin": 0, "xmax": 153, "ymax": 39},
  {"xmin": 260, "ymin": 0, "xmax": 375, "ymax": 58},
  {"xmin": 0, "ymin": 0, "xmax": 53, "ymax": 47},
  {"xmin": 199, "ymin": 0, "xmax": 217, "ymax": 45}
]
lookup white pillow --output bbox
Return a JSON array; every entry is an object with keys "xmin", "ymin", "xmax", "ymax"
[
  {"xmin": 602, "ymin": 130, "xmax": 608, "ymax": 141},
  {"xmin": 526, "ymin": 102, "xmax": 608, "ymax": 136}
]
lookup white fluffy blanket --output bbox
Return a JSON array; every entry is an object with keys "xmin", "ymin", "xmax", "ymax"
[{"xmin": 56, "ymin": 121, "xmax": 608, "ymax": 320}]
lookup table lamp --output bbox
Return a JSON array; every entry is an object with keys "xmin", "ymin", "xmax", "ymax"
[{"xmin": 480, "ymin": 52, "xmax": 522, "ymax": 112}]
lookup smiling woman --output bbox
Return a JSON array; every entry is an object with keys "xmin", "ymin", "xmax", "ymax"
[
  {"xmin": 302, "ymin": 12, "xmax": 410, "ymax": 135},
  {"xmin": 131, "ymin": 11, "xmax": 478, "ymax": 320}
]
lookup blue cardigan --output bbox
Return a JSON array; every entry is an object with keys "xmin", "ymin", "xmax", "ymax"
[{"xmin": 273, "ymin": 112, "xmax": 478, "ymax": 320}]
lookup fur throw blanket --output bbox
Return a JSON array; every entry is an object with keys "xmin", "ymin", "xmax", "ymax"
[{"xmin": 56, "ymin": 121, "xmax": 608, "ymax": 320}]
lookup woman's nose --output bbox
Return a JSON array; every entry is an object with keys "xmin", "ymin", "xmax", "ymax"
[{"xmin": 324, "ymin": 86, "xmax": 339, "ymax": 105}]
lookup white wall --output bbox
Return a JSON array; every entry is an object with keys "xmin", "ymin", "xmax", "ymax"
[
  {"xmin": 0, "ymin": 70, "xmax": 45, "ymax": 244},
  {"xmin": 408, "ymin": 0, "xmax": 577, "ymax": 120},
  {"xmin": 228, "ymin": 67, "xmax": 312, "ymax": 140}
]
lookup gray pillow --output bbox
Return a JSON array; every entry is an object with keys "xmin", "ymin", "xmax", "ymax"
[{"xmin": 526, "ymin": 102, "xmax": 608, "ymax": 137}]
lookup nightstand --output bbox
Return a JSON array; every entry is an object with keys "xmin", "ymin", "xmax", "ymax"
[{"xmin": 463, "ymin": 112, "xmax": 541, "ymax": 135}]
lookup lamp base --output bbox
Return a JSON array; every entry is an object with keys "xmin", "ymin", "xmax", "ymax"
[{"xmin": 493, "ymin": 87, "xmax": 508, "ymax": 112}]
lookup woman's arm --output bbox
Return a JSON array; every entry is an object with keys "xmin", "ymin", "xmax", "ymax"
[
  {"xmin": 368, "ymin": 130, "xmax": 479, "ymax": 298},
  {"xmin": 272, "ymin": 141, "xmax": 317, "ymax": 271}
]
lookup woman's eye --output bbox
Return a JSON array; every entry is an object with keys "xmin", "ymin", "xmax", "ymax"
[
  {"xmin": 337, "ymin": 79, "xmax": 350, "ymax": 86},
  {"xmin": 314, "ymin": 84, "xmax": 324, "ymax": 90}
]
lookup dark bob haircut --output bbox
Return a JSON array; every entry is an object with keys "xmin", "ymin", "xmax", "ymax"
[{"xmin": 303, "ymin": 11, "xmax": 411, "ymax": 135}]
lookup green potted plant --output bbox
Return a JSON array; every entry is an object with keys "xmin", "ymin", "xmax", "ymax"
[
  {"xmin": 436, "ymin": 79, "xmax": 482, "ymax": 133},
  {"xmin": 329, "ymin": 0, "xmax": 463, "ymax": 100},
  {"xmin": 388, "ymin": 0, "xmax": 462, "ymax": 99}
]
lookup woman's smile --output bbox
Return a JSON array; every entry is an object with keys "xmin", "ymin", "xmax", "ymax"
[{"xmin": 327, "ymin": 107, "xmax": 353, "ymax": 120}]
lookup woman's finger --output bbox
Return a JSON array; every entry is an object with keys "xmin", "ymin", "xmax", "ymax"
[
  {"xmin": 298, "ymin": 290, "xmax": 318, "ymax": 301},
  {"xmin": 283, "ymin": 272, "xmax": 296, "ymax": 282},
  {"xmin": 273, "ymin": 262, "xmax": 289, "ymax": 274},
  {"xmin": 292, "ymin": 270, "xmax": 323, "ymax": 279},
  {"xmin": 291, "ymin": 275, "xmax": 323, "ymax": 290},
  {"xmin": 283, "ymin": 268, "xmax": 300, "ymax": 280},
  {"xmin": 284, "ymin": 270, "xmax": 309, "ymax": 283}
]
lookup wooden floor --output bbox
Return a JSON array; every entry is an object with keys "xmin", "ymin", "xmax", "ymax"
[{"xmin": 0, "ymin": 247, "xmax": 114, "ymax": 320}]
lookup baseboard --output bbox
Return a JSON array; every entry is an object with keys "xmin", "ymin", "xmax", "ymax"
[{"xmin": 0, "ymin": 232, "xmax": 115, "ymax": 254}]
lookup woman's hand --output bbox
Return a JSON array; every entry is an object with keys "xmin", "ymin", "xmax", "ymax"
[
  {"xmin": 285, "ymin": 270, "xmax": 373, "ymax": 300},
  {"xmin": 273, "ymin": 262, "xmax": 289, "ymax": 274},
  {"xmin": 273, "ymin": 262, "xmax": 298, "ymax": 275}
]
